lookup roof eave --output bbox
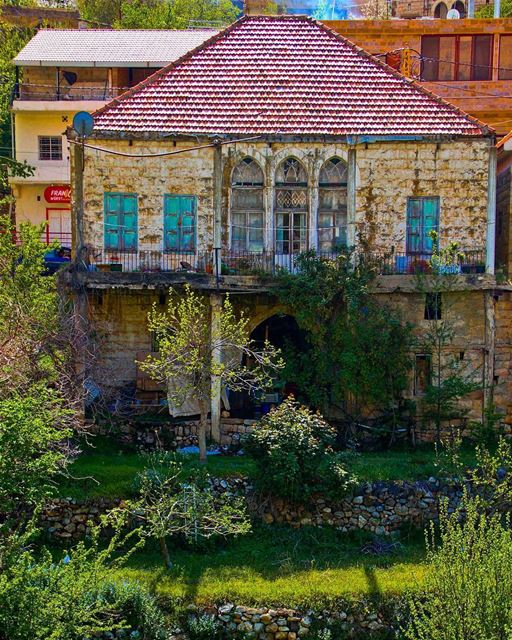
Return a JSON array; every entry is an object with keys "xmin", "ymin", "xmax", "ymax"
[{"xmin": 14, "ymin": 60, "xmax": 177, "ymax": 68}]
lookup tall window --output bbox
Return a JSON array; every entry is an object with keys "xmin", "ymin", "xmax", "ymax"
[
  {"xmin": 231, "ymin": 158, "xmax": 264, "ymax": 252},
  {"xmin": 275, "ymin": 157, "xmax": 308, "ymax": 255},
  {"xmin": 421, "ymin": 35, "xmax": 493, "ymax": 81},
  {"xmin": 406, "ymin": 197, "xmax": 440, "ymax": 255},
  {"xmin": 318, "ymin": 157, "xmax": 348, "ymax": 252},
  {"xmin": 164, "ymin": 195, "xmax": 196, "ymax": 252},
  {"xmin": 499, "ymin": 35, "xmax": 512, "ymax": 80},
  {"xmin": 38, "ymin": 136, "xmax": 62, "ymax": 161},
  {"xmin": 104, "ymin": 192, "xmax": 138, "ymax": 251}
]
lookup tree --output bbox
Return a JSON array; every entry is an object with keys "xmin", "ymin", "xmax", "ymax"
[
  {"xmin": 476, "ymin": 0, "xmax": 512, "ymax": 16},
  {"xmin": 76, "ymin": 0, "xmax": 239, "ymax": 28},
  {"xmin": 403, "ymin": 498, "xmax": 512, "ymax": 640},
  {"xmin": 0, "ymin": 385, "xmax": 72, "ymax": 512},
  {"xmin": 122, "ymin": 452, "xmax": 251, "ymax": 568},
  {"xmin": 415, "ymin": 233, "xmax": 482, "ymax": 443},
  {"xmin": 276, "ymin": 249, "xmax": 414, "ymax": 435},
  {"xmin": 140, "ymin": 285, "xmax": 283, "ymax": 462}
]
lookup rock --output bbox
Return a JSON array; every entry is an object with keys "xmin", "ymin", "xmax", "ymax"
[
  {"xmin": 260, "ymin": 614, "xmax": 272, "ymax": 625},
  {"xmin": 353, "ymin": 496, "xmax": 364, "ymax": 504},
  {"xmin": 219, "ymin": 604, "xmax": 234, "ymax": 615}
]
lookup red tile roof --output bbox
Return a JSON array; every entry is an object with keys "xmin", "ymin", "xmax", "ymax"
[{"xmin": 93, "ymin": 15, "xmax": 490, "ymax": 138}]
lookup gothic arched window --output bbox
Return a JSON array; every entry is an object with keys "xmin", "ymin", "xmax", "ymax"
[
  {"xmin": 318, "ymin": 157, "xmax": 348, "ymax": 252},
  {"xmin": 274, "ymin": 157, "xmax": 308, "ymax": 255},
  {"xmin": 231, "ymin": 157, "xmax": 264, "ymax": 252}
]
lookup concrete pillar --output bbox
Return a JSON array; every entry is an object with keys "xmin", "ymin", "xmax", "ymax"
[{"xmin": 210, "ymin": 292, "xmax": 222, "ymax": 443}]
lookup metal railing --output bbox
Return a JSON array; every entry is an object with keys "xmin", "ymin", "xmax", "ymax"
[
  {"xmin": 13, "ymin": 82, "xmax": 128, "ymax": 102},
  {"xmin": 14, "ymin": 231, "xmax": 72, "ymax": 247},
  {"xmin": 78, "ymin": 246, "xmax": 487, "ymax": 276}
]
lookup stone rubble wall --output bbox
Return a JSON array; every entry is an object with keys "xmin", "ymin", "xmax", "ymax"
[{"xmin": 42, "ymin": 476, "xmax": 459, "ymax": 539}]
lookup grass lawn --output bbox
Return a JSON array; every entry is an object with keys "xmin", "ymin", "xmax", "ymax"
[
  {"xmin": 58, "ymin": 436, "xmax": 477, "ymax": 500},
  {"xmin": 113, "ymin": 524, "xmax": 428, "ymax": 606}
]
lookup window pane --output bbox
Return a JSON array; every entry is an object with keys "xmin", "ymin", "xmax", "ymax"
[
  {"xmin": 472, "ymin": 35, "xmax": 492, "ymax": 81},
  {"xmin": 39, "ymin": 136, "xmax": 62, "ymax": 161},
  {"xmin": 499, "ymin": 35, "xmax": 512, "ymax": 80},
  {"xmin": 232, "ymin": 188, "xmax": 263, "ymax": 210},
  {"xmin": 438, "ymin": 37, "xmax": 456, "ymax": 81},
  {"xmin": 421, "ymin": 36, "xmax": 440, "ymax": 81},
  {"xmin": 458, "ymin": 36, "xmax": 472, "ymax": 81}
]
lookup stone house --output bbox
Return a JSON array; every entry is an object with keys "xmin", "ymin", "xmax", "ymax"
[{"xmin": 69, "ymin": 14, "xmax": 512, "ymax": 438}]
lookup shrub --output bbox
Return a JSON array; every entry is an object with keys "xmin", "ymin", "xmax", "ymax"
[
  {"xmin": 403, "ymin": 499, "xmax": 512, "ymax": 640},
  {"xmin": 244, "ymin": 397, "xmax": 356, "ymax": 502},
  {"xmin": 186, "ymin": 613, "xmax": 224, "ymax": 640}
]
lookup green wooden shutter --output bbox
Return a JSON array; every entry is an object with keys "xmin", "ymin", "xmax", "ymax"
[
  {"xmin": 407, "ymin": 197, "xmax": 439, "ymax": 254},
  {"xmin": 164, "ymin": 195, "xmax": 196, "ymax": 252},
  {"xmin": 422, "ymin": 198, "xmax": 439, "ymax": 253},
  {"xmin": 104, "ymin": 193, "xmax": 121, "ymax": 250},
  {"xmin": 104, "ymin": 193, "xmax": 137, "ymax": 251},
  {"xmin": 407, "ymin": 198, "xmax": 422, "ymax": 254},
  {"xmin": 121, "ymin": 195, "xmax": 138, "ymax": 251}
]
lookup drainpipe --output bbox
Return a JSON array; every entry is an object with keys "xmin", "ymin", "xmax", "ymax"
[
  {"xmin": 486, "ymin": 143, "xmax": 497, "ymax": 275},
  {"xmin": 494, "ymin": 0, "xmax": 500, "ymax": 18}
]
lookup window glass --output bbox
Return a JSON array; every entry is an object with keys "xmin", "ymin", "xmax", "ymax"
[
  {"xmin": 104, "ymin": 192, "xmax": 138, "ymax": 251},
  {"xmin": 414, "ymin": 355, "xmax": 432, "ymax": 396},
  {"xmin": 164, "ymin": 195, "xmax": 196, "ymax": 252},
  {"xmin": 499, "ymin": 35, "xmax": 512, "ymax": 80},
  {"xmin": 318, "ymin": 158, "xmax": 348, "ymax": 253},
  {"xmin": 421, "ymin": 35, "xmax": 493, "ymax": 81},
  {"xmin": 39, "ymin": 136, "xmax": 62, "ymax": 161},
  {"xmin": 275, "ymin": 158, "xmax": 308, "ymax": 255},
  {"xmin": 231, "ymin": 158, "xmax": 264, "ymax": 252}
]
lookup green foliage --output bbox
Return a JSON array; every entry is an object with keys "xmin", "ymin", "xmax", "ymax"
[
  {"xmin": 141, "ymin": 285, "xmax": 282, "ymax": 461},
  {"xmin": 0, "ymin": 521, "xmax": 166, "ymax": 640},
  {"xmin": 77, "ymin": 0, "xmax": 239, "ymax": 28},
  {"xmin": 403, "ymin": 499, "xmax": 512, "ymax": 640},
  {"xmin": 244, "ymin": 397, "xmax": 357, "ymax": 502},
  {"xmin": 0, "ymin": 215, "xmax": 61, "ymax": 394},
  {"xmin": 476, "ymin": 0, "xmax": 512, "ymax": 16},
  {"xmin": 0, "ymin": 385, "xmax": 72, "ymax": 511},
  {"xmin": 276, "ymin": 250, "xmax": 414, "ymax": 421},
  {"xmin": 186, "ymin": 613, "xmax": 224, "ymax": 640},
  {"xmin": 121, "ymin": 451, "xmax": 251, "ymax": 568}
]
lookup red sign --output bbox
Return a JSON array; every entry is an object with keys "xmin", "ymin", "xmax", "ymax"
[{"xmin": 44, "ymin": 185, "xmax": 71, "ymax": 204}]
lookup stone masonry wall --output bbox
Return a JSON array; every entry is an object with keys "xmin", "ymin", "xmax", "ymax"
[{"xmin": 42, "ymin": 476, "xmax": 458, "ymax": 539}]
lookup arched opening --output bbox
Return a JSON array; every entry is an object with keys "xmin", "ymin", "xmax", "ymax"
[
  {"xmin": 452, "ymin": 0, "xmax": 466, "ymax": 16},
  {"xmin": 227, "ymin": 314, "xmax": 306, "ymax": 418},
  {"xmin": 230, "ymin": 157, "xmax": 264, "ymax": 252},
  {"xmin": 274, "ymin": 157, "xmax": 308, "ymax": 259},
  {"xmin": 434, "ymin": 2, "xmax": 448, "ymax": 17},
  {"xmin": 318, "ymin": 157, "xmax": 348, "ymax": 253}
]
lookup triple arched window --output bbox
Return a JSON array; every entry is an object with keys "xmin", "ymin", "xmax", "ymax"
[{"xmin": 230, "ymin": 155, "xmax": 348, "ymax": 254}]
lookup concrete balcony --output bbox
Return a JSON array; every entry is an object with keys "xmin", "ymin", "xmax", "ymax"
[
  {"xmin": 11, "ymin": 82, "xmax": 126, "ymax": 112},
  {"xmin": 9, "ymin": 159, "xmax": 70, "ymax": 184}
]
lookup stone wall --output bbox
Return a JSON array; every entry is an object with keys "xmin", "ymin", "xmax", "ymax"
[{"xmin": 42, "ymin": 476, "xmax": 459, "ymax": 539}]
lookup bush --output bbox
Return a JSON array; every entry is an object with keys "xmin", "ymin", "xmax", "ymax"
[
  {"xmin": 186, "ymin": 613, "xmax": 224, "ymax": 640},
  {"xmin": 403, "ymin": 499, "xmax": 512, "ymax": 640},
  {"xmin": 244, "ymin": 397, "xmax": 356, "ymax": 502}
]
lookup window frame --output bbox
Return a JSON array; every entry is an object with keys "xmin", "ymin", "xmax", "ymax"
[
  {"xmin": 163, "ymin": 194, "xmax": 197, "ymax": 253},
  {"xmin": 318, "ymin": 157, "xmax": 348, "ymax": 253},
  {"xmin": 274, "ymin": 157, "xmax": 308, "ymax": 255},
  {"xmin": 420, "ymin": 34, "xmax": 493, "ymax": 82},
  {"xmin": 38, "ymin": 135, "xmax": 63, "ymax": 161},
  {"xmin": 414, "ymin": 354, "xmax": 432, "ymax": 396},
  {"xmin": 230, "ymin": 158, "xmax": 265, "ymax": 253},
  {"xmin": 103, "ymin": 192, "xmax": 138, "ymax": 253},
  {"xmin": 406, "ymin": 196, "xmax": 440, "ymax": 256}
]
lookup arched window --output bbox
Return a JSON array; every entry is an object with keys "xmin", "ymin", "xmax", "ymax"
[
  {"xmin": 318, "ymin": 157, "xmax": 348, "ymax": 252},
  {"xmin": 231, "ymin": 157, "xmax": 264, "ymax": 252},
  {"xmin": 274, "ymin": 157, "xmax": 308, "ymax": 255},
  {"xmin": 434, "ymin": 2, "xmax": 448, "ymax": 17},
  {"xmin": 451, "ymin": 0, "xmax": 465, "ymax": 17}
]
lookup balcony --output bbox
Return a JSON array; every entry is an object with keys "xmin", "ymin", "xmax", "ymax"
[
  {"xmin": 78, "ymin": 246, "xmax": 487, "ymax": 277},
  {"xmin": 12, "ymin": 82, "xmax": 127, "ymax": 104}
]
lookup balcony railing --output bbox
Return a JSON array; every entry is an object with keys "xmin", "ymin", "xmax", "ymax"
[
  {"xmin": 78, "ymin": 247, "xmax": 487, "ymax": 277},
  {"xmin": 14, "ymin": 231, "xmax": 72, "ymax": 247},
  {"xmin": 13, "ymin": 82, "xmax": 127, "ymax": 102}
]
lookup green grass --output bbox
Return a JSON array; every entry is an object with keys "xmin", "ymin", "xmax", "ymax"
[
  {"xmin": 58, "ymin": 436, "xmax": 477, "ymax": 500},
  {"xmin": 114, "ymin": 525, "xmax": 428, "ymax": 606}
]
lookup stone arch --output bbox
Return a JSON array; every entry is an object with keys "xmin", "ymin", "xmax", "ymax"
[
  {"xmin": 434, "ymin": 1, "xmax": 448, "ymax": 17},
  {"xmin": 451, "ymin": 0, "xmax": 465, "ymax": 16}
]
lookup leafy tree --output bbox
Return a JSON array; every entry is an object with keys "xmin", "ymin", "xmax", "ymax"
[
  {"xmin": 244, "ymin": 397, "xmax": 357, "ymax": 502},
  {"xmin": 140, "ymin": 285, "xmax": 283, "ymax": 462},
  {"xmin": 0, "ymin": 216, "xmax": 59, "ymax": 395},
  {"xmin": 77, "ymin": 0, "xmax": 239, "ymax": 28},
  {"xmin": 276, "ymin": 250, "xmax": 414, "ymax": 433},
  {"xmin": 476, "ymin": 0, "xmax": 512, "ymax": 16},
  {"xmin": 0, "ymin": 385, "xmax": 72, "ymax": 512},
  {"xmin": 416, "ymin": 233, "xmax": 482, "ymax": 443},
  {"xmin": 403, "ymin": 499, "xmax": 512, "ymax": 640},
  {"xmin": 0, "ymin": 519, "xmax": 167, "ymax": 640},
  {"xmin": 121, "ymin": 452, "xmax": 251, "ymax": 568}
]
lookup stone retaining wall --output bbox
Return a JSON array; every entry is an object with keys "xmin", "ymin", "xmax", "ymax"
[
  {"xmin": 188, "ymin": 601, "xmax": 394, "ymax": 638},
  {"xmin": 43, "ymin": 476, "xmax": 460, "ymax": 539}
]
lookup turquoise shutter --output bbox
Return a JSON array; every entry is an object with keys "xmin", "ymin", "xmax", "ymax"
[
  {"xmin": 164, "ymin": 195, "xmax": 196, "ymax": 252},
  {"xmin": 164, "ymin": 196, "xmax": 180, "ymax": 251},
  {"xmin": 422, "ymin": 198, "xmax": 439, "ymax": 253},
  {"xmin": 104, "ymin": 193, "xmax": 120, "ymax": 250},
  {"xmin": 407, "ymin": 198, "xmax": 422, "ymax": 254},
  {"xmin": 121, "ymin": 195, "xmax": 138, "ymax": 250}
]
